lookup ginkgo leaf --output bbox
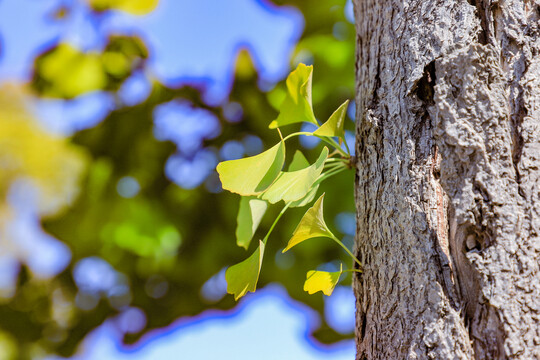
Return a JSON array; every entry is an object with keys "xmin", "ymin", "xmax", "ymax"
[
  {"xmin": 261, "ymin": 147, "xmax": 328, "ymax": 204},
  {"xmin": 217, "ymin": 141, "xmax": 285, "ymax": 196},
  {"xmin": 268, "ymin": 63, "xmax": 317, "ymax": 128},
  {"xmin": 313, "ymin": 100, "xmax": 349, "ymax": 139},
  {"xmin": 283, "ymin": 194, "xmax": 334, "ymax": 252},
  {"xmin": 304, "ymin": 264, "xmax": 343, "ymax": 296},
  {"xmin": 289, "ymin": 184, "xmax": 319, "ymax": 208},
  {"xmin": 236, "ymin": 197, "xmax": 268, "ymax": 249},
  {"xmin": 286, "ymin": 150, "xmax": 320, "ymax": 208},
  {"xmin": 225, "ymin": 241, "xmax": 265, "ymax": 300},
  {"xmin": 288, "ymin": 150, "xmax": 310, "ymax": 172}
]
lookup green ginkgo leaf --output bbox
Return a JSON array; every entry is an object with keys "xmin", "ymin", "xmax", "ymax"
[
  {"xmin": 289, "ymin": 184, "xmax": 319, "ymax": 208},
  {"xmin": 287, "ymin": 151, "xmax": 320, "ymax": 207},
  {"xmin": 304, "ymin": 264, "xmax": 343, "ymax": 296},
  {"xmin": 236, "ymin": 197, "xmax": 267, "ymax": 249},
  {"xmin": 261, "ymin": 147, "xmax": 328, "ymax": 204},
  {"xmin": 217, "ymin": 141, "xmax": 285, "ymax": 196},
  {"xmin": 288, "ymin": 150, "xmax": 310, "ymax": 171},
  {"xmin": 225, "ymin": 241, "xmax": 265, "ymax": 300},
  {"xmin": 268, "ymin": 63, "xmax": 317, "ymax": 128},
  {"xmin": 283, "ymin": 193, "xmax": 334, "ymax": 252},
  {"xmin": 313, "ymin": 100, "xmax": 349, "ymax": 139}
]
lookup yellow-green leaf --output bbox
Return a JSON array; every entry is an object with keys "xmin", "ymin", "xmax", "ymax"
[
  {"xmin": 304, "ymin": 264, "xmax": 343, "ymax": 296},
  {"xmin": 289, "ymin": 184, "xmax": 319, "ymax": 208},
  {"xmin": 286, "ymin": 151, "xmax": 318, "ymax": 208},
  {"xmin": 261, "ymin": 147, "xmax": 328, "ymax": 204},
  {"xmin": 269, "ymin": 63, "xmax": 317, "ymax": 128},
  {"xmin": 37, "ymin": 44, "xmax": 106, "ymax": 98},
  {"xmin": 313, "ymin": 100, "xmax": 349, "ymax": 139},
  {"xmin": 217, "ymin": 141, "xmax": 285, "ymax": 196},
  {"xmin": 288, "ymin": 150, "xmax": 309, "ymax": 171},
  {"xmin": 225, "ymin": 241, "xmax": 265, "ymax": 300},
  {"xmin": 283, "ymin": 194, "xmax": 334, "ymax": 252},
  {"xmin": 236, "ymin": 197, "xmax": 267, "ymax": 249}
]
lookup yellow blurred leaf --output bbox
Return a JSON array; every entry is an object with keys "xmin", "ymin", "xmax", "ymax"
[
  {"xmin": 0, "ymin": 85, "xmax": 87, "ymax": 216},
  {"xmin": 88, "ymin": 0, "xmax": 159, "ymax": 15}
]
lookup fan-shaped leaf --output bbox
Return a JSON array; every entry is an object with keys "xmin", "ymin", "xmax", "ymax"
[
  {"xmin": 283, "ymin": 194, "xmax": 334, "ymax": 252},
  {"xmin": 261, "ymin": 147, "xmax": 328, "ymax": 204},
  {"xmin": 289, "ymin": 184, "xmax": 319, "ymax": 208},
  {"xmin": 225, "ymin": 241, "xmax": 265, "ymax": 301},
  {"xmin": 217, "ymin": 141, "xmax": 285, "ymax": 196},
  {"xmin": 313, "ymin": 100, "xmax": 349, "ymax": 139},
  {"xmin": 269, "ymin": 63, "xmax": 317, "ymax": 128},
  {"xmin": 236, "ymin": 197, "xmax": 267, "ymax": 249},
  {"xmin": 288, "ymin": 150, "xmax": 309, "ymax": 171},
  {"xmin": 304, "ymin": 264, "xmax": 343, "ymax": 296}
]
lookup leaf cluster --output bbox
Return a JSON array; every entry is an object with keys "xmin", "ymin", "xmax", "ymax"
[{"xmin": 216, "ymin": 64, "xmax": 360, "ymax": 300}]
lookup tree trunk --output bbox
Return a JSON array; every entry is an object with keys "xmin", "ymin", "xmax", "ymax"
[{"xmin": 352, "ymin": 1, "xmax": 540, "ymax": 359}]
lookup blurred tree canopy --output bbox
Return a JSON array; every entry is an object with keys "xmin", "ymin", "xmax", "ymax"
[{"xmin": 0, "ymin": 0, "xmax": 355, "ymax": 358}]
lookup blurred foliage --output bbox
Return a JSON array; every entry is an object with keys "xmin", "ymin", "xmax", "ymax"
[
  {"xmin": 33, "ymin": 37, "xmax": 148, "ymax": 98},
  {"xmin": 0, "ymin": 85, "xmax": 87, "ymax": 217},
  {"xmin": 87, "ymin": 0, "xmax": 159, "ymax": 14},
  {"xmin": 0, "ymin": 0, "xmax": 355, "ymax": 358}
]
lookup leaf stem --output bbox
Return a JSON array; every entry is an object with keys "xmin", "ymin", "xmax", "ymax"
[
  {"xmin": 324, "ymin": 158, "xmax": 349, "ymax": 164},
  {"xmin": 280, "ymin": 131, "xmax": 349, "ymax": 157},
  {"xmin": 329, "ymin": 234, "xmax": 362, "ymax": 268},
  {"xmin": 317, "ymin": 136, "xmax": 348, "ymax": 156},
  {"xmin": 282, "ymin": 131, "xmax": 313, "ymax": 142},
  {"xmin": 262, "ymin": 203, "xmax": 291, "ymax": 245},
  {"xmin": 317, "ymin": 165, "xmax": 347, "ymax": 183},
  {"xmin": 342, "ymin": 268, "xmax": 363, "ymax": 274}
]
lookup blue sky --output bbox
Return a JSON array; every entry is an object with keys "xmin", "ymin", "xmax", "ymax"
[{"xmin": 0, "ymin": 0, "xmax": 356, "ymax": 359}]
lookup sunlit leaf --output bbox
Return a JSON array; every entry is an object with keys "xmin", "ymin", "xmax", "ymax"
[
  {"xmin": 261, "ymin": 147, "xmax": 328, "ymax": 204},
  {"xmin": 313, "ymin": 100, "xmax": 349, "ymax": 139},
  {"xmin": 88, "ymin": 0, "xmax": 159, "ymax": 14},
  {"xmin": 225, "ymin": 240, "xmax": 265, "ymax": 300},
  {"xmin": 304, "ymin": 264, "xmax": 342, "ymax": 296},
  {"xmin": 283, "ymin": 194, "xmax": 334, "ymax": 252},
  {"xmin": 287, "ymin": 151, "xmax": 318, "ymax": 207},
  {"xmin": 269, "ymin": 63, "xmax": 317, "ymax": 128},
  {"xmin": 288, "ymin": 150, "xmax": 310, "ymax": 171},
  {"xmin": 236, "ymin": 197, "xmax": 268, "ymax": 249},
  {"xmin": 217, "ymin": 141, "xmax": 285, "ymax": 196},
  {"xmin": 289, "ymin": 184, "xmax": 319, "ymax": 208}
]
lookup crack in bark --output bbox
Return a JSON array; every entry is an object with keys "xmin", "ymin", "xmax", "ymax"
[{"xmin": 468, "ymin": 0, "xmax": 490, "ymax": 45}]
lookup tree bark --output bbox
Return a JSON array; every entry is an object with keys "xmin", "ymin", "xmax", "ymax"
[{"xmin": 352, "ymin": 1, "xmax": 540, "ymax": 359}]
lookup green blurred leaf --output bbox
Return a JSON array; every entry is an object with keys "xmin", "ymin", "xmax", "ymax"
[
  {"xmin": 288, "ymin": 150, "xmax": 310, "ymax": 171},
  {"xmin": 283, "ymin": 193, "xmax": 334, "ymax": 252},
  {"xmin": 261, "ymin": 147, "xmax": 328, "ymax": 204},
  {"xmin": 313, "ymin": 100, "xmax": 349, "ymax": 139},
  {"xmin": 304, "ymin": 264, "xmax": 342, "ymax": 296},
  {"xmin": 225, "ymin": 240, "xmax": 265, "ymax": 300},
  {"xmin": 269, "ymin": 63, "xmax": 317, "ymax": 128},
  {"xmin": 236, "ymin": 197, "xmax": 268, "ymax": 250},
  {"xmin": 88, "ymin": 0, "xmax": 159, "ymax": 14},
  {"xmin": 217, "ymin": 140, "xmax": 285, "ymax": 196}
]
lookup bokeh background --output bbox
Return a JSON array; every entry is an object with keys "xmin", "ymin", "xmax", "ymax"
[{"xmin": 0, "ymin": 0, "xmax": 357, "ymax": 358}]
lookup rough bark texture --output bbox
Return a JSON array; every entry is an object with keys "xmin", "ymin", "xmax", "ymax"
[{"xmin": 352, "ymin": 1, "xmax": 540, "ymax": 359}]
